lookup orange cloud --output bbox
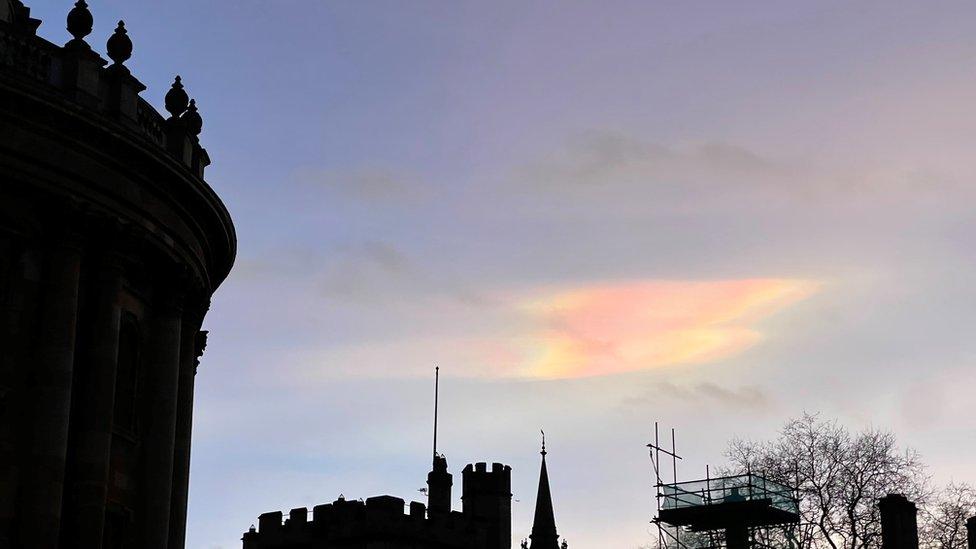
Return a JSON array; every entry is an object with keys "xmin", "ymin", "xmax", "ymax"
[{"xmin": 516, "ymin": 279, "xmax": 818, "ymax": 379}]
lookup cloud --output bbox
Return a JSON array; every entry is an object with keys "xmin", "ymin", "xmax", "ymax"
[
  {"xmin": 519, "ymin": 131, "xmax": 973, "ymax": 214},
  {"xmin": 513, "ymin": 279, "xmax": 818, "ymax": 379},
  {"xmin": 319, "ymin": 241, "xmax": 412, "ymax": 299},
  {"xmin": 646, "ymin": 380, "xmax": 774, "ymax": 413},
  {"xmin": 295, "ymin": 168, "xmax": 433, "ymax": 205},
  {"xmin": 261, "ymin": 278, "xmax": 818, "ymax": 382},
  {"xmin": 318, "ymin": 241, "xmax": 490, "ymax": 307},
  {"xmin": 522, "ymin": 133, "xmax": 798, "ymax": 203}
]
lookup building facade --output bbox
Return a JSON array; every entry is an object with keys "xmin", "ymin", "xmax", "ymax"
[
  {"xmin": 0, "ymin": 1, "xmax": 236, "ymax": 548},
  {"xmin": 243, "ymin": 445, "xmax": 567, "ymax": 549},
  {"xmin": 243, "ymin": 459, "xmax": 513, "ymax": 549}
]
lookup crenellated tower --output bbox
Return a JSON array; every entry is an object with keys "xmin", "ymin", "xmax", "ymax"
[{"xmin": 463, "ymin": 462, "xmax": 513, "ymax": 549}]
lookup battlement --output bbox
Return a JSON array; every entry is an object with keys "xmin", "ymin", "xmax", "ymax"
[
  {"xmin": 243, "ymin": 495, "xmax": 489, "ymax": 549},
  {"xmin": 462, "ymin": 462, "xmax": 512, "ymax": 495},
  {"xmin": 463, "ymin": 462, "xmax": 512, "ymax": 477},
  {"xmin": 1, "ymin": 1, "xmax": 212, "ymax": 180}
]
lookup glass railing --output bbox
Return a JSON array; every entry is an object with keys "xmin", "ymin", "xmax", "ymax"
[{"xmin": 660, "ymin": 474, "xmax": 798, "ymax": 515}]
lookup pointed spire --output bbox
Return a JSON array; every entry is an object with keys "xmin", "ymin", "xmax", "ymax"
[
  {"xmin": 530, "ymin": 431, "xmax": 559, "ymax": 549},
  {"xmin": 66, "ymin": 0, "xmax": 93, "ymax": 45},
  {"xmin": 106, "ymin": 20, "xmax": 132, "ymax": 65}
]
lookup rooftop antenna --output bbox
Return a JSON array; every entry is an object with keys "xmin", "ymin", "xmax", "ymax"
[{"xmin": 432, "ymin": 366, "xmax": 440, "ymax": 462}]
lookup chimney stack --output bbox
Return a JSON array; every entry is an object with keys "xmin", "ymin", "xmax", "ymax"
[
  {"xmin": 966, "ymin": 516, "xmax": 976, "ymax": 549},
  {"xmin": 879, "ymin": 494, "xmax": 919, "ymax": 549}
]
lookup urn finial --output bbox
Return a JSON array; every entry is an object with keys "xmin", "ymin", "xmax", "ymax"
[
  {"xmin": 164, "ymin": 76, "xmax": 190, "ymax": 118},
  {"xmin": 183, "ymin": 99, "xmax": 203, "ymax": 137},
  {"xmin": 106, "ymin": 21, "xmax": 133, "ymax": 65},
  {"xmin": 66, "ymin": 0, "xmax": 93, "ymax": 44}
]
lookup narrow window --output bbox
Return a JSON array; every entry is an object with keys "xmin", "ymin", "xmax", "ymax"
[{"xmin": 113, "ymin": 314, "xmax": 140, "ymax": 434}]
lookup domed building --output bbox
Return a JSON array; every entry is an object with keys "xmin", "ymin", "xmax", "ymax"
[{"xmin": 0, "ymin": 2, "xmax": 236, "ymax": 548}]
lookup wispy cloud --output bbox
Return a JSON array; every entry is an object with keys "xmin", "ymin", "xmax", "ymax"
[
  {"xmin": 295, "ymin": 168, "xmax": 434, "ymax": 205},
  {"xmin": 520, "ymin": 132, "xmax": 973, "ymax": 214},
  {"xmin": 638, "ymin": 381, "xmax": 775, "ymax": 413},
  {"xmin": 514, "ymin": 279, "xmax": 818, "ymax": 379}
]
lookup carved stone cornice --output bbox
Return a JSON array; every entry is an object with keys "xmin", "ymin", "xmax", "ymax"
[
  {"xmin": 193, "ymin": 330, "xmax": 208, "ymax": 375},
  {"xmin": 182, "ymin": 297, "xmax": 211, "ymax": 330}
]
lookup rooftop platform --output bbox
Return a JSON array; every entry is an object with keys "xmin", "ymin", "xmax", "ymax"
[{"xmin": 657, "ymin": 473, "xmax": 799, "ymax": 532}]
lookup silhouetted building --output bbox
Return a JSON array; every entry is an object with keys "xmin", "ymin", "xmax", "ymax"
[
  {"xmin": 526, "ymin": 441, "xmax": 565, "ymax": 549},
  {"xmin": 428, "ymin": 454, "xmax": 453, "ymax": 517},
  {"xmin": 0, "ymin": 1, "xmax": 235, "ymax": 548},
  {"xmin": 880, "ymin": 494, "xmax": 919, "ymax": 549},
  {"xmin": 878, "ymin": 494, "xmax": 976, "ymax": 549},
  {"xmin": 242, "ymin": 458, "xmax": 513, "ymax": 549},
  {"xmin": 242, "ymin": 439, "xmax": 577, "ymax": 549},
  {"xmin": 655, "ymin": 474, "xmax": 799, "ymax": 549}
]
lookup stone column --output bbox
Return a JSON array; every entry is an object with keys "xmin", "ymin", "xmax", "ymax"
[
  {"xmin": 138, "ymin": 286, "xmax": 184, "ymax": 549},
  {"xmin": 63, "ymin": 255, "xmax": 125, "ymax": 546},
  {"xmin": 167, "ymin": 316, "xmax": 206, "ymax": 549},
  {"xmin": 0, "ymin": 241, "xmax": 27, "ymax": 546},
  {"xmin": 19, "ymin": 242, "xmax": 83, "ymax": 548}
]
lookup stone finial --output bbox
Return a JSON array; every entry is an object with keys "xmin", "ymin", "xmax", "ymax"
[
  {"xmin": 106, "ymin": 21, "xmax": 133, "ymax": 65},
  {"xmin": 0, "ymin": 1, "xmax": 13, "ymax": 24},
  {"xmin": 182, "ymin": 99, "xmax": 203, "ymax": 137},
  {"xmin": 164, "ymin": 76, "xmax": 189, "ymax": 118},
  {"xmin": 66, "ymin": 0, "xmax": 93, "ymax": 44}
]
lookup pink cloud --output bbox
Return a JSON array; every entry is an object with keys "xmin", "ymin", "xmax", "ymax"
[{"xmin": 515, "ymin": 279, "xmax": 818, "ymax": 378}]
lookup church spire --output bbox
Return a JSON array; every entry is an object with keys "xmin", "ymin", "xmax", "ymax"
[{"xmin": 530, "ymin": 430, "xmax": 560, "ymax": 549}]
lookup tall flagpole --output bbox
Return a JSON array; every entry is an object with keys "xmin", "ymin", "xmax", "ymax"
[{"xmin": 433, "ymin": 366, "xmax": 439, "ymax": 461}]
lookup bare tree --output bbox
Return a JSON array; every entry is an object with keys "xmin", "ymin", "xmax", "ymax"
[
  {"xmin": 920, "ymin": 482, "xmax": 976, "ymax": 549},
  {"xmin": 724, "ymin": 413, "xmax": 929, "ymax": 549}
]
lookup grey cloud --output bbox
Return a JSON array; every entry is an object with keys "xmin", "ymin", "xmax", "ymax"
[
  {"xmin": 523, "ymin": 132, "xmax": 795, "ymax": 193},
  {"xmin": 295, "ymin": 168, "xmax": 433, "ymax": 205},
  {"xmin": 627, "ymin": 380, "xmax": 774, "ymax": 413},
  {"xmin": 693, "ymin": 382, "xmax": 773, "ymax": 412},
  {"xmin": 318, "ymin": 240, "xmax": 492, "ymax": 308},
  {"xmin": 518, "ymin": 131, "xmax": 972, "ymax": 212}
]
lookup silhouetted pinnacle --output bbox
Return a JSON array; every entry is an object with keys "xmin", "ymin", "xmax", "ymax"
[
  {"xmin": 106, "ymin": 21, "xmax": 132, "ymax": 65},
  {"xmin": 183, "ymin": 99, "xmax": 203, "ymax": 137},
  {"xmin": 66, "ymin": 0, "xmax": 93, "ymax": 44},
  {"xmin": 165, "ymin": 75, "xmax": 189, "ymax": 118},
  {"xmin": 529, "ymin": 450, "xmax": 559, "ymax": 549}
]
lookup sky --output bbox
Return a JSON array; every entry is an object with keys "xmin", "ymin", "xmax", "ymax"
[{"xmin": 28, "ymin": 1, "xmax": 976, "ymax": 547}]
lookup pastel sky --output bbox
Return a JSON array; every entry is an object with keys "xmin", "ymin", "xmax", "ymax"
[{"xmin": 29, "ymin": 1, "xmax": 976, "ymax": 547}]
